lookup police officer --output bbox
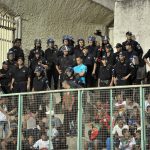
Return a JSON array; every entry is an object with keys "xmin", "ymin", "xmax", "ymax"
[
  {"xmin": 56, "ymin": 46, "xmax": 75, "ymax": 88},
  {"xmin": 114, "ymin": 43, "xmax": 124, "ymax": 63},
  {"xmin": 122, "ymin": 32, "xmax": 143, "ymax": 58},
  {"xmin": 45, "ymin": 38, "xmax": 59, "ymax": 89},
  {"xmin": 9, "ymin": 38, "xmax": 24, "ymax": 61},
  {"xmin": 59, "ymin": 35, "xmax": 74, "ymax": 56},
  {"xmin": 101, "ymin": 35, "xmax": 113, "ymax": 56},
  {"xmin": 125, "ymin": 42, "xmax": 139, "ymax": 65},
  {"xmin": 5, "ymin": 51, "xmax": 17, "ymax": 72},
  {"xmin": 74, "ymin": 38, "xmax": 85, "ymax": 58},
  {"xmin": 11, "ymin": 57, "xmax": 30, "ymax": 93},
  {"xmin": 104, "ymin": 45, "xmax": 116, "ymax": 66},
  {"xmin": 64, "ymin": 67, "xmax": 81, "ymax": 88},
  {"xmin": 82, "ymin": 47, "xmax": 96, "ymax": 87},
  {"xmin": 32, "ymin": 66, "xmax": 49, "ymax": 92},
  {"xmin": 98, "ymin": 56, "xmax": 113, "ymax": 87},
  {"xmin": 32, "ymin": 66, "xmax": 49, "ymax": 114},
  {"xmin": 113, "ymin": 52, "xmax": 135, "ymax": 86},
  {"xmin": 30, "ymin": 52, "xmax": 48, "ymax": 89},
  {"xmin": 87, "ymin": 36, "xmax": 98, "ymax": 58},
  {"xmin": 0, "ymin": 61, "xmax": 12, "ymax": 93},
  {"xmin": 28, "ymin": 39, "xmax": 45, "ymax": 62}
]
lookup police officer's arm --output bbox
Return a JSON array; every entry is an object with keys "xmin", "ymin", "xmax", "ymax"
[
  {"xmin": 10, "ymin": 78, "xmax": 15, "ymax": 90},
  {"xmin": 92, "ymin": 62, "xmax": 97, "ymax": 75},
  {"xmin": 112, "ymin": 68, "xmax": 117, "ymax": 85},
  {"xmin": 143, "ymin": 49, "xmax": 150, "ymax": 67},
  {"xmin": 110, "ymin": 77, "xmax": 114, "ymax": 86},
  {"xmin": 27, "ymin": 77, "xmax": 31, "ymax": 91},
  {"xmin": 56, "ymin": 65, "xmax": 62, "ymax": 74},
  {"xmin": 123, "ymin": 64, "xmax": 134, "ymax": 80}
]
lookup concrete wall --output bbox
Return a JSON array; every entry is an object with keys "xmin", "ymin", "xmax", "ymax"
[
  {"xmin": 114, "ymin": 0, "xmax": 150, "ymax": 54},
  {"xmin": 0, "ymin": 0, "xmax": 113, "ymax": 53}
]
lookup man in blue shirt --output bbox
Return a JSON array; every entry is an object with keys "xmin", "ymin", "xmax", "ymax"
[{"xmin": 73, "ymin": 56, "xmax": 87, "ymax": 87}]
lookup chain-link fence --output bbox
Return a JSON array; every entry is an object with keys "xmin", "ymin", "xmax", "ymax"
[{"xmin": 0, "ymin": 85, "xmax": 149, "ymax": 150}]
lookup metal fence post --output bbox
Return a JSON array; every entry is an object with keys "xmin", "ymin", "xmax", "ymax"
[
  {"xmin": 142, "ymin": 87, "xmax": 146, "ymax": 150},
  {"xmin": 17, "ymin": 94, "xmax": 23, "ymax": 150},
  {"xmin": 110, "ymin": 89, "xmax": 113, "ymax": 150},
  {"xmin": 140, "ymin": 86, "xmax": 145, "ymax": 150},
  {"xmin": 49, "ymin": 93, "xmax": 53, "ymax": 150},
  {"xmin": 77, "ymin": 90, "xmax": 82, "ymax": 150}
]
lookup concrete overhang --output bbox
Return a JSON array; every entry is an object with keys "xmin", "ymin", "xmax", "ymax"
[{"xmin": 92, "ymin": 0, "xmax": 116, "ymax": 11}]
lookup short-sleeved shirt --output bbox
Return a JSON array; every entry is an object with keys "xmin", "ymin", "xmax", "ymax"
[
  {"xmin": 33, "ymin": 77, "xmax": 48, "ymax": 91},
  {"xmin": 0, "ymin": 69, "xmax": 12, "ymax": 86},
  {"xmin": 9, "ymin": 47, "xmax": 24, "ymax": 61},
  {"xmin": 73, "ymin": 64, "xmax": 87, "ymax": 84},
  {"xmin": 12, "ymin": 66, "xmax": 30, "ymax": 82},
  {"xmin": 56, "ymin": 55, "xmax": 75, "ymax": 73},
  {"xmin": 119, "ymin": 137, "xmax": 136, "ymax": 150},
  {"xmin": 33, "ymin": 139, "xmax": 53, "ymax": 150},
  {"xmin": 99, "ymin": 64, "xmax": 112, "ymax": 80},
  {"xmin": 112, "ymin": 124, "xmax": 129, "ymax": 137}
]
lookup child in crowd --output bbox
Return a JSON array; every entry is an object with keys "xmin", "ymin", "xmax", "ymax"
[
  {"xmin": 33, "ymin": 132, "xmax": 53, "ymax": 150},
  {"xmin": 115, "ymin": 94, "xmax": 126, "ymax": 116},
  {"xmin": 119, "ymin": 128, "xmax": 136, "ymax": 150}
]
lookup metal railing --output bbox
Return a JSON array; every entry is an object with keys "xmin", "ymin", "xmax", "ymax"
[{"xmin": 0, "ymin": 84, "xmax": 150, "ymax": 150}]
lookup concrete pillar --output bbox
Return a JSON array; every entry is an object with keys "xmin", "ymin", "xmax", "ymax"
[{"xmin": 114, "ymin": 0, "xmax": 150, "ymax": 54}]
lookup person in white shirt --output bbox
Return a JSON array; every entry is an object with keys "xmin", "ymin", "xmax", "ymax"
[
  {"xmin": 115, "ymin": 94, "xmax": 126, "ymax": 116},
  {"xmin": 112, "ymin": 118, "xmax": 129, "ymax": 138},
  {"xmin": 33, "ymin": 132, "xmax": 53, "ymax": 150},
  {"xmin": 0, "ymin": 98, "xmax": 9, "ymax": 139},
  {"xmin": 145, "ymin": 93, "xmax": 150, "ymax": 111},
  {"xmin": 119, "ymin": 128, "xmax": 136, "ymax": 150}
]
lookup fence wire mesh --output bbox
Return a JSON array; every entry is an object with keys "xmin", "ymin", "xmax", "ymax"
[{"xmin": 0, "ymin": 86, "xmax": 149, "ymax": 150}]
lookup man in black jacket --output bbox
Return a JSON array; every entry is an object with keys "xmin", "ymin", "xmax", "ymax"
[
  {"xmin": 8, "ymin": 38, "xmax": 24, "ymax": 61},
  {"xmin": 45, "ymin": 38, "xmax": 59, "ymax": 89}
]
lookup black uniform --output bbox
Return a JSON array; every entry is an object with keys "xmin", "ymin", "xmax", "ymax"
[
  {"xmin": 73, "ymin": 46, "xmax": 84, "ymax": 58},
  {"xmin": 113, "ymin": 61, "xmax": 134, "ymax": 86},
  {"xmin": 33, "ymin": 76, "xmax": 49, "ymax": 91},
  {"xmin": 58, "ymin": 45, "xmax": 74, "ymax": 56},
  {"xmin": 87, "ymin": 45, "xmax": 98, "ymax": 58},
  {"xmin": 98, "ymin": 64, "xmax": 112, "ymax": 87},
  {"xmin": 28, "ymin": 48, "xmax": 45, "ymax": 62},
  {"xmin": 29, "ymin": 57, "xmax": 48, "ymax": 87},
  {"xmin": 105, "ymin": 52, "xmax": 116, "ymax": 66},
  {"xmin": 9, "ymin": 46, "xmax": 24, "ymax": 61},
  {"xmin": 0, "ymin": 68, "xmax": 12, "ymax": 93},
  {"xmin": 45, "ymin": 47, "xmax": 59, "ymax": 89},
  {"xmin": 83, "ymin": 53, "xmax": 96, "ymax": 87},
  {"xmin": 12, "ymin": 66, "xmax": 30, "ymax": 93},
  {"xmin": 114, "ymin": 51, "xmax": 126, "ymax": 64},
  {"xmin": 56, "ymin": 55, "xmax": 75, "ymax": 84},
  {"xmin": 122, "ymin": 40, "xmax": 143, "ymax": 58},
  {"xmin": 101, "ymin": 43, "xmax": 114, "ymax": 56}
]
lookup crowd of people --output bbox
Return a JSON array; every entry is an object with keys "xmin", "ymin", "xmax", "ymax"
[
  {"xmin": 1, "ymin": 30, "xmax": 150, "ymax": 94},
  {"xmin": 0, "ymin": 30, "xmax": 150, "ymax": 149}
]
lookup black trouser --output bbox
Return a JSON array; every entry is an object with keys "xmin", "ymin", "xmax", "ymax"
[
  {"xmin": 116, "ymin": 79, "xmax": 129, "ymax": 86},
  {"xmin": 47, "ymin": 65, "xmax": 59, "ymax": 89},
  {"xmin": 86, "ymin": 66, "xmax": 95, "ymax": 87},
  {"xmin": 13, "ymin": 82, "xmax": 27, "ymax": 93}
]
